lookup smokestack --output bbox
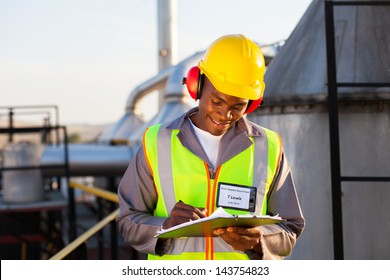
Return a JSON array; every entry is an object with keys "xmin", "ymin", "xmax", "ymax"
[{"xmin": 157, "ymin": 0, "xmax": 178, "ymax": 107}]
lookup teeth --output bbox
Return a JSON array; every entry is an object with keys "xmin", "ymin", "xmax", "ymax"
[
  {"xmin": 212, "ymin": 118, "xmax": 221, "ymax": 125},
  {"xmin": 212, "ymin": 118, "xmax": 227, "ymax": 126}
]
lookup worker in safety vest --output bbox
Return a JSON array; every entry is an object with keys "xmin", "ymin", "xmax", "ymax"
[{"xmin": 117, "ymin": 34, "xmax": 305, "ymax": 260}]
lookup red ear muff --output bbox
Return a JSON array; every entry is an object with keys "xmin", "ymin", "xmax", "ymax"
[
  {"xmin": 245, "ymin": 97, "xmax": 263, "ymax": 114},
  {"xmin": 182, "ymin": 66, "xmax": 203, "ymax": 100},
  {"xmin": 183, "ymin": 65, "xmax": 262, "ymax": 113}
]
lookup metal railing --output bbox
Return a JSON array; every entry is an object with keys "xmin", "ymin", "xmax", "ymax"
[
  {"xmin": 324, "ymin": 0, "xmax": 390, "ymax": 260},
  {"xmin": 49, "ymin": 181, "xmax": 119, "ymax": 260}
]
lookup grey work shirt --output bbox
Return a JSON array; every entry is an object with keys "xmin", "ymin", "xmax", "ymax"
[{"xmin": 116, "ymin": 107, "xmax": 305, "ymax": 259}]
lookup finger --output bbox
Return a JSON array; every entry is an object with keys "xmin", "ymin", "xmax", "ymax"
[
  {"xmin": 165, "ymin": 202, "xmax": 207, "ymax": 229},
  {"xmin": 193, "ymin": 207, "xmax": 207, "ymax": 219},
  {"xmin": 216, "ymin": 228, "xmax": 260, "ymax": 251},
  {"xmin": 172, "ymin": 201, "xmax": 207, "ymax": 219},
  {"xmin": 182, "ymin": 203, "xmax": 207, "ymax": 218},
  {"xmin": 226, "ymin": 226, "xmax": 262, "ymax": 237},
  {"xmin": 213, "ymin": 228, "xmax": 227, "ymax": 236},
  {"xmin": 163, "ymin": 213, "xmax": 199, "ymax": 229},
  {"xmin": 217, "ymin": 233, "xmax": 250, "ymax": 251},
  {"xmin": 170, "ymin": 207, "xmax": 205, "ymax": 221}
]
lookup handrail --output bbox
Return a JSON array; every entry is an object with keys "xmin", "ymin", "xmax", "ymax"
[
  {"xmin": 69, "ymin": 181, "xmax": 119, "ymax": 203},
  {"xmin": 49, "ymin": 181, "xmax": 119, "ymax": 260},
  {"xmin": 49, "ymin": 209, "xmax": 119, "ymax": 260}
]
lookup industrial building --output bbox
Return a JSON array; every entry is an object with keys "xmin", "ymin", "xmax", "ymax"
[{"xmin": 0, "ymin": 0, "xmax": 389, "ymax": 260}]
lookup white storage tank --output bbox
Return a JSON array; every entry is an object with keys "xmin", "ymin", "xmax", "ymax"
[
  {"xmin": 249, "ymin": 0, "xmax": 390, "ymax": 259},
  {"xmin": 2, "ymin": 142, "xmax": 44, "ymax": 202}
]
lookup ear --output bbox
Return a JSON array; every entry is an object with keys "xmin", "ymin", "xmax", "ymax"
[{"xmin": 182, "ymin": 66, "xmax": 203, "ymax": 100}]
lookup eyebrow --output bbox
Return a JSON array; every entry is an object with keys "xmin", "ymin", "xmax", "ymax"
[{"xmin": 210, "ymin": 91, "xmax": 248, "ymax": 107}]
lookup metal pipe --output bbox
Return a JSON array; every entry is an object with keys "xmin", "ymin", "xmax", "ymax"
[
  {"xmin": 40, "ymin": 144, "xmax": 135, "ymax": 177},
  {"xmin": 325, "ymin": 0, "xmax": 343, "ymax": 260},
  {"xmin": 125, "ymin": 65, "xmax": 175, "ymax": 114},
  {"xmin": 158, "ymin": 0, "xmax": 177, "ymax": 108},
  {"xmin": 9, "ymin": 108, "xmax": 13, "ymax": 142},
  {"xmin": 157, "ymin": 0, "xmax": 177, "ymax": 71}
]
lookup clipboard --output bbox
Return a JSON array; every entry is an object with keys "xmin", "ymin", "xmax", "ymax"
[{"xmin": 154, "ymin": 207, "xmax": 284, "ymax": 238}]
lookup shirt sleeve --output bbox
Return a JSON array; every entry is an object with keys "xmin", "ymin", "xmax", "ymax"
[
  {"xmin": 248, "ymin": 151, "xmax": 305, "ymax": 260},
  {"xmin": 116, "ymin": 146, "xmax": 167, "ymax": 254}
]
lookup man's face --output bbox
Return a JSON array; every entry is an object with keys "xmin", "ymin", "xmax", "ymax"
[{"xmin": 192, "ymin": 77, "xmax": 249, "ymax": 136}]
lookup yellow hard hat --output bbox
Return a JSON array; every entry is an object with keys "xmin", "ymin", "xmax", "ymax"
[{"xmin": 198, "ymin": 34, "xmax": 265, "ymax": 100}]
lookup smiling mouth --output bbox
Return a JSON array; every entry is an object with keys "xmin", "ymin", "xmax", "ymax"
[{"xmin": 210, "ymin": 117, "xmax": 230, "ymax": 127}]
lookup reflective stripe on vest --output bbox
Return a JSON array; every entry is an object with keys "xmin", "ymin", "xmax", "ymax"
[{"xmin": 143, "ymin": 123, "xmax": 282, "ymax": 260}]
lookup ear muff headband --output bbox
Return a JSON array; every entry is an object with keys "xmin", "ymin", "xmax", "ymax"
[
  {"xmin": 197, "ymin": 72, "xmax": 204, "ymax": 100},
  {"xmin": 183, "ymin": 66, "xmax": 262, "ymax": 114}
]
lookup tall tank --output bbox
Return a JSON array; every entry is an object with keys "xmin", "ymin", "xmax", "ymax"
[
  {"xmin": 2, "ymin": 142, "xmax": 44, "ymax": 202},
  {"xmin": 248, "ymin": 0, "xmax": 390, "ymax": 259}
]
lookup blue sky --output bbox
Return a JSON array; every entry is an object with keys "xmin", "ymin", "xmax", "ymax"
[{"xmin": 0, "ymin": 0, "xmax": 312, "ymax": 125}]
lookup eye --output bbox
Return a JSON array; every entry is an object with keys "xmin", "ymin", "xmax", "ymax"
[
  {"xmin": 212, "ymin": 100, "xmax": 222, "ymax": 106},
  {"xmin": 232, "ymin": 105, "xmax": 245, "ymax": 112}
]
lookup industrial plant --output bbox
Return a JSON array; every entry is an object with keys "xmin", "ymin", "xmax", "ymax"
[{"xmin": 0, "ymin": 0, "xmax": 389, "ymax": 260}]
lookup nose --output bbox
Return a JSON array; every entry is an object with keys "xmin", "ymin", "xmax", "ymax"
[{"xmin": 218, "ymin": 105, "xmax": 233, "ymax": 120}]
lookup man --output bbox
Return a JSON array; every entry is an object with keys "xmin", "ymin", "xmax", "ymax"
[{"xmin": 117, "ymin": 34, "xmax": 305, "ymax": 260}]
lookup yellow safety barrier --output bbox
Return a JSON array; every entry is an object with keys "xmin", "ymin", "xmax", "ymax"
[
  {"xmin": 49, "ymin": 209, "xmax": 119, "ymax": 260},
  {"xmin": 69, "ymin": 181, "xmax": 119, "ymax": 203},
  {"xmin": 49, "ymin": 182, "xmax": 119, "ymax": 260}
]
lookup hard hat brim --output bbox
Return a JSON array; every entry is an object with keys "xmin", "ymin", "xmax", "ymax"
[{"xmin": 203, "ymin": 70, "xmax": 264, "ymax": 101}]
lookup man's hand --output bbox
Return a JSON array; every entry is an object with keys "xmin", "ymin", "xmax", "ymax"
[
  {"xmin": 213, "ymin": 226, "xmax": 262, "ymax": 251},
  {"xmin": 162, "ymin": 201, "xmax": 207, "ymax": 229}
]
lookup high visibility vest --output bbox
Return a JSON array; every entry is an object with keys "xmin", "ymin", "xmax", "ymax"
[{"xmin": 143, "ymin": 123, "xmax": 282, "ymax": 260}]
